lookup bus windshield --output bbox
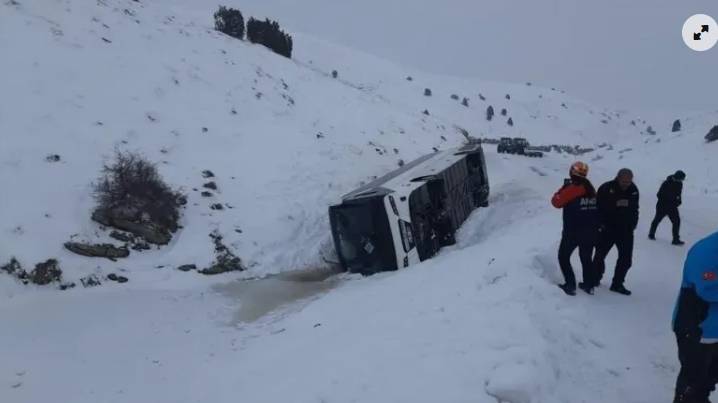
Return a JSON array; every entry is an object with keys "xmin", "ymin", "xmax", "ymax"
[{"xmin": 329, "ymin": 199, "xmax": 395, "ymax": 274}]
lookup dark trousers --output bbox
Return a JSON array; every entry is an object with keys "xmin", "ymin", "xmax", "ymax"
[
  {"xmin": 650, "ymin": 205, "xmax": 681, "ymax": 241},
  {"xmin": 558, "ymin": 233, "xmax": 595, "ymax": 288},
  {"xmin": 674, "ymin": 336, "xmax": 718, "ymax": 402},
  {"xmin": 593, "ymin": 229, "xmax": 634, "ymax": 287}
]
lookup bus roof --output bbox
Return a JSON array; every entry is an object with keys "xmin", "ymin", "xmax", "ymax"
[{"xmin": 341, "ymin": 143, "xmax": 482, "ymax": 202}]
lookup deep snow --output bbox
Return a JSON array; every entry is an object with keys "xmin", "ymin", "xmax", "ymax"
[{"xmin": 1, "ymin": 0, "xmax": 718, "ymax": 402}]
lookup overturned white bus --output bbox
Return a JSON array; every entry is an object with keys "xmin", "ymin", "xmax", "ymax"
[{"xmin": 329, "ymin": 142, "xmax": 490, "ymax": 274}]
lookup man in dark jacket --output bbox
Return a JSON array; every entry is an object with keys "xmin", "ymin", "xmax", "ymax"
[
  {"xmin": 672, "ymin": 230, "xmax": 718, "ymax": 403},
  {"xmin": 649, "ymin": 170, "xmax": 686, "ymax": 245},
  {"xmin": 551, "ymin": 161, "xmax": 599, "ymax": 296},
  {"xmin": 591, "ymin": 168, "xmax": 639, "ymax": 295}
]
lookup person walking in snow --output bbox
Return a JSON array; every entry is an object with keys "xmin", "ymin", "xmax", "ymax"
[
  {"xmin": 649, "ymin": 170, "xmax": 686, "ymax": 245},
  {"xmin": 551, "ymin": 161, "xmax": 599, "ymax": 296},
  {"xmin": 672, "ymin": 230, "xmax": 718, "ymax": 403},
  {"xmin": 591, "ymin": 168, "xmax": 639, "ymax": 295}
]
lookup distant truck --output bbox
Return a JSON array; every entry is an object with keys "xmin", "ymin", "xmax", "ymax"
[
  {"xmin": 497, "ymin": 137, "xmax": 530, "ymax": 155},
  {"xmin": 329, "ymin": 143, "xmax": 490, "ymax": 275},
  {"xmin": 496, "ymin": 137, "xmax": 513, "ymax": 154}
]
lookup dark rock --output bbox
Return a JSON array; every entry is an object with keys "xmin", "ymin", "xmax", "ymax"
[
  {"xmin": 500, "ymin": 108, "xmax": 507, "ymax": 116},
  {"xmin": 406, "ymin": 76, "xmax": 413, "ymax": 81},
  {"xmin": 1, "ymin": 258, "xmax": 21, "ymax": 275},
  {"xmin": 111, "ymin": 219, "xmax": 172, "ymax": 245},
  {"xmin": 202, "ymin": 170, "xmax": 215, "ymax": 178},
  {"xmin": 30, "ymin": 259, "xmax": 62, "ymax": 285},
  {"xmin": 398, "ymin": 159, "xmax": 405, "ymax": 167},
  {"xmin": 505, "ymin": 94, "xmax": 511, "ymax": 100},
  {"xmin": 672, "ymin": 119, "xmax": 682, "ymax": 132},
  {"xmin": 486, "ymin": 105, "xmax": 494, "ymax": 121},
  {"xmin": 201, "ymin": 191, "xmax": 213, "ymax": 197},
  {"xmin": 331, "ymin": 70, "xmax": 338, "ymax": 79},
  {"xmin": 199, "ymin": 259, "xmax": 243, "ymax": 275},
  {"xmin": 109, "ymin": 231, "xmax": 133, "ymax": 243},
  {"xmin": 59, "ymin": 282, "xmax": 76, "ymax": 291},
  {"xmin": 424, "ymin": 88, "xmax": 432, "ymax": 96},
  {"xmin": 461, "ymin": 97, "xmax": 469, "ymax": 107},
  {"xmin": 479, "ymin": 94, "xmax": 486, "ymax": 101},
  {"xmin": 203, "ymin": 181, "xmax": 218, "ymax": 190},
  {"xmin": 177, "ymin": 195, "xmax": 188, "ymax": 206},
  {"xmin": 80, "ymin": 275, "xmax": 102, "ymax": 288},
  {"xmin": 210, "ymin": 203, "xmax": 224, "ymax": 211},
  {"xmin": 706, "ymin": 126, "xmax": 718, "ymax": 143},
  {"xmin": 202, "ymin": 127, "xmax": 208, "ymax": 133},
  {"xmin": 177, "ymin": 264, "xmax": 196, "ymax": 272},
  {"xmin": 91, "ymin": 209, "xmax": 113, "ymax": 227},
  {"xmin": 199, "ymin": 231, "xmax": 245, "ymax": 275},
  {"xmin": 45, "ymin": 154, "xmax": 61, "ymax": 162},
  {"xmin": 450, "ymin": 94, "xmax": 459, "ymax": 100},
  {"xmin": 131, "ymin": 241, "xmax": 151, "ymax": 251},
  {"xmin": 423, "ymin": 109, "xmax": 430, "ymax": 116},
  {"xmin": 65, "ymin": 242, "xmax": 130, "ymax": 259},
  {"xmin": 107, "ymin": 273, "xmax": 128, "ymax": 283},
  {"xmin": 507, "ymin": 117, "xmax": 514, "ymax": 126},
  {"xmin": 646, "ymin": 126, "xmax": 656, "ymax": 135}
]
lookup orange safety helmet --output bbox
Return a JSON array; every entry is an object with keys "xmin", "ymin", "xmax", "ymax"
[{"xmin": 569, "ymin": 161, "xmax": 589, "ymax": 178}]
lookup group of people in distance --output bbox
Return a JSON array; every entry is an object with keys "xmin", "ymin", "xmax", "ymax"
[{"xmin": 551, "ymin": 161, "xmax": 718, "ymax": 402}]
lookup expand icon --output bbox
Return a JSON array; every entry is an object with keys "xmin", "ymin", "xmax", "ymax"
[{"xmin": 683, "ymin": 14, "xmax": 718, "ymax": 51}]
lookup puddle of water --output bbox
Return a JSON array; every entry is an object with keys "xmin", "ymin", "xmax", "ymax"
[{"xmin": 215, "ymin": 266, "xmax": 344, "ymax": 324}]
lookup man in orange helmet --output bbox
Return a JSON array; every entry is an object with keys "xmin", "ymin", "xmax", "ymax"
[{"xmin": 551, "ymin": 161, "xmax": 599, "ymax": 295}]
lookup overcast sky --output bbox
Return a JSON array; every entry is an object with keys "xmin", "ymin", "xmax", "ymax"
[{"xmin": 229, "ymin": 0, "xmax": 718, "ymax": 113}]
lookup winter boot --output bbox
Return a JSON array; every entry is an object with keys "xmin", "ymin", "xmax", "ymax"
[
  {"xmin": 558, "ymin": 283, "xmax": 577, "ymax": 296},
  {"xmin": 672, "ymin": 239, "xmax": 686, "ymax": 246},
  {"xmin": 648, "ymin": 233, "xmax": 656, "ymax": 240},
  {"xmin": 610, "ymin": 283, "xmax": 632, "ymax": 296},
  {"xmin": 578, "ymin": 282, "xmax": 595, "ymax": 295}
]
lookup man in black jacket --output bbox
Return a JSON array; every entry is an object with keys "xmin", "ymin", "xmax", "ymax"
[
  {"xmin": 590, "ymin": 168, "xmax": 639, "ymax": 295},
  {"xmin": 649, "ymin": 170, "xmax": 686, "ymax": 246}
]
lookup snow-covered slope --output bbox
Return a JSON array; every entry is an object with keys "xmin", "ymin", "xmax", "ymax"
[
  {"xmin": 0, "ymin": 0, "xmax": 657, "ymax": 286},
  {"xmin": 1, "ymin": 1, "xmax": 718, "ymax": 403},
  {"xmin": 230, "ymin": 0, "xmax": 718, "ymax": 111}
]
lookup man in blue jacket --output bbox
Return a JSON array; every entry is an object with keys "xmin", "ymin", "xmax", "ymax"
[{"xmin": 673, "ymin": 231, "xmax": 718, "ymax": 402}]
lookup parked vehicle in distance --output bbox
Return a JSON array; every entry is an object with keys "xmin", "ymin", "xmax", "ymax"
[
  {"xmin": 497, "ymin": 137, "xmax": 512, "ymax": 154},
  {"xmin": 524, "ymin": 147, "xmax": 544, "ymax": 158},
  {"xmin": 497, "ymin": 137, "xmax": 530, "ymax": 155}
]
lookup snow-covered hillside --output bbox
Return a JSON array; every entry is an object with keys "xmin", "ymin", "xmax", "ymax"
[
  {"xmin": 1, "ymin": 0, "xmax": 718, "ymax": 402},
  {"xmin": 0, "ymin": 0, "xmax": 667, "ymax": 286}
]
